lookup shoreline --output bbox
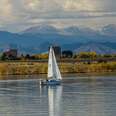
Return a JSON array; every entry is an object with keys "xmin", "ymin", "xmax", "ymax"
[{"xmin": 0, "ymin": 61, "xmax": 115, "ymax": 76}]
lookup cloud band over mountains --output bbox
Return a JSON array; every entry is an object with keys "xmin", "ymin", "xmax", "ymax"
[{"xmin": 0, "ymin": 0, "xmax": 116, "ymax": 32}]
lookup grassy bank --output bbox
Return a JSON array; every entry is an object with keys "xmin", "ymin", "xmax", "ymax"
[{"xmin": 0, "ymin": 61, "xmax": 115, "ymax": 75}]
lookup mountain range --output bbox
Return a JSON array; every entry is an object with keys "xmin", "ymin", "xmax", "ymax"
[{"xmin": 0, "ymin": 24, "xmax": 116, "ymax": 54}]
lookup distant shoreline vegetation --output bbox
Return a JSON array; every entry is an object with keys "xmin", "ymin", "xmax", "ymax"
[
  {"xmin": 0, "ymin": 51, "xmax": 115, "ymax": 76},
  {"xmin": 0, "ymin": 61, "xmax": 115, "ymax": 76}
]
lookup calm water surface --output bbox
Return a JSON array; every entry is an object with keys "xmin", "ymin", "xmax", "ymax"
[{"xmin": 0, "ymin": 75, "xmax": 116, "ymax": 116}]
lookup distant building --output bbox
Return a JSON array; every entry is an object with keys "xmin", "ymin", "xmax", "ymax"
[
  {"xmin": 49, "ymin": 46, "xmax": 61, "ymax": 59},
  {"xmin": 3, "ymin": 49, "xmax": 18, "ymax": 60}
]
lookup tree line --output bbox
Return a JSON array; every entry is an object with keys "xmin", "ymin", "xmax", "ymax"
[{"xmin": 0, "ymin": 50, "xmax": 116, "ymax": 61}]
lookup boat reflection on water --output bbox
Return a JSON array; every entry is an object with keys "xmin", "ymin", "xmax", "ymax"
[{"xmin": 48, "ymin": 86, "xmax": 63, "ymax": 116}]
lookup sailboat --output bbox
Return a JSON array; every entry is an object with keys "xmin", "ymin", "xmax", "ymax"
[{"xmin": 40, "ymin": 46, "xmax": 62, "ymax": 85}]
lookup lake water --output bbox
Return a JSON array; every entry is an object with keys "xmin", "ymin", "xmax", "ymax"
[{"xmin": 0, "ymin": 75, "xmax": 116, "ymax": 116}]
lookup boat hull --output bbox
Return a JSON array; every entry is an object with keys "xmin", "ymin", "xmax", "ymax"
[{"xmin": 40, "ymin": 79, "xmax": 61, "ymax": 85}]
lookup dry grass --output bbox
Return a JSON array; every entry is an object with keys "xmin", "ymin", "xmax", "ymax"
[{"xmin": 0, "ymin": 61, "xmax": 115, "ymax": 75}]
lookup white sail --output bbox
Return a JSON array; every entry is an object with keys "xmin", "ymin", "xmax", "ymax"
[
  {"xmin": 47, "ymin": 46, "xmax": 62, "ymax": 80},
  {"xmin": 47, "ymin": 47, "xmax": 54, "ymax": 79},
  {"xmin": 52, "ymin": 49, "xmax": 62, "ymax": 80}
]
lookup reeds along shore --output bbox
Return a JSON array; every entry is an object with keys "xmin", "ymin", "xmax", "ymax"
[{"xmin": 0, "ymin": 61, "xmax": 115, "ymax": 75}]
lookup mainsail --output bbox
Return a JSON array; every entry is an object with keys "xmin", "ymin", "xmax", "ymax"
[
  {"xmin": 47, "ymin": 47, "xmax": 62, "ymax": 80},
  {"xmin": 48, "ymin": 47, "xmax": 53, "ymax": 79}
]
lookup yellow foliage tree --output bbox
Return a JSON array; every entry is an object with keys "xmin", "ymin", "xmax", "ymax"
[{"xmin": 34, "ymin": 53, "xmax": 48, "ymax": 59}]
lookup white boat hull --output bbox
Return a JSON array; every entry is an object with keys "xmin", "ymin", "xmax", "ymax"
[{"xmin": 40, "ymin": 79, "xmax": 61, "ymax": 85}]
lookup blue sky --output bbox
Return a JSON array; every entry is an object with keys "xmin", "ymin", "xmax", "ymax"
[{"xmin": 0, "ymin": 0, "xmax": 116, "ymax": 32}]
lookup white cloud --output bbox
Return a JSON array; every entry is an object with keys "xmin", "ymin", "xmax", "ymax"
[
  {"xmin": 0, "ymin": 0, "xmax": 12, "ymax": 16},
  {"xmin": 0, "ymin": 0, "xmax": 14, "ymax": 24},
  {"xmin": 63, "ymin": 0, "xmax": 97, "ymax": 11}
]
